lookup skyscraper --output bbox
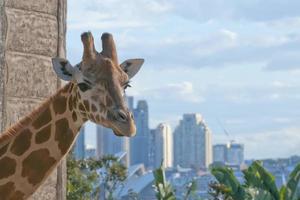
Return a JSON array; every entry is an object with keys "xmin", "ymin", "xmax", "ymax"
[
  {"xmin": 96, "ymin": 126, "xmax": 130, "ymax": 165},
  {"xmin": 148, "ymin": 129, "xmax": 156, "ymax": 168},
  {"xmin": 226, "ymin": 141, "xmax": 244, "ymax": 165},
  {"xmin": 73, "ymin": 127, "xmax": 85, "ymax": 160},
  {"xmin": 153, "ymin": 123, "xmax": 173, "ymax": 168},
  {"xmin": 213, "ymin": 144, "xmax": 227, "ymax": 163},
  {"xmin": 173, "ymin": 114, "xmax": 212, "ymax": 169},
  {"xmin": 213, "ymin": 141, "xmax": 244, "ymax": 166},
  {"xmin": 130, "ymin": 100, "xmax": 150, "ymax": 166}
]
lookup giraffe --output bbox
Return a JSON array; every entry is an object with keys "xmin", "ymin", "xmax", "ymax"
[{"xmin": 0, "ymin": 32, "xmax": 144, "ymax": 200}]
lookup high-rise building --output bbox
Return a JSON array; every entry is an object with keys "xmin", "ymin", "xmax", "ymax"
[
  {"xmin": 73, "ymin": 127, "xmax": 85, "ymax": 160},
  {"xmin": 130, "ymin": 100, "xmax": 150, "ymax": 166},
  {"xmin": 226, "ymin": 141, "xmax": 244, "ymax": 166},
  {"xmin": 213, "ymin": 144, "xmax": 227, "ymax": 163},
  {"xmin": 96, "ymin": 126, "xmax": 130, "ymax": 166},
  {"xmin": 153, "ymin": 123, "xmax": 173, "ymax": 168},
  {"xmin": 126, "ymin": 96, "xmax": 134, "ymax": 111},
  {"xmin": 213, "ymin": 141, "xmax": 244, "ymax": 166},
  {"xmin": 173, "ymin": 114, "xmax": 212, "ymax": 169}
]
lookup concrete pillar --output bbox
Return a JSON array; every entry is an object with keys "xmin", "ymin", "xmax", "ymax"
[{"xmin": 0, "ymin": 0, "xmax": 67, "ymax": 199}]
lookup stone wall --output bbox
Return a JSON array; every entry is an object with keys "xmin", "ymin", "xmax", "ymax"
[{"xmin": 0, "ymin": 0, "xmax": 67, "ymax": 199}]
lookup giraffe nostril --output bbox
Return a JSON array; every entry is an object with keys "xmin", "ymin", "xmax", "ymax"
[{"xmin": 117, "ymin": 110, "xmax": 127, "ymax": 122}]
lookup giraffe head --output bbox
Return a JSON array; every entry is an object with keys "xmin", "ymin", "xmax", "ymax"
[{"xmin": 52, "ymin": 32, "xmax": 144, "ymax": 137}]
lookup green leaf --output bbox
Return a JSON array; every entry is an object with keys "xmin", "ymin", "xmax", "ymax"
[
  {"xmin": 211, "ymin": 167, "xmax": 247, "ymax": 200},
  {"xmin": 153, "ymin": 165, "xmax": 176, "ymax": 200},
  {"xmin": 279, "ymin": 186, "xmax": 287, "ymax": 200},
  {"xmin": 284, "ymin": 163, "xmax": 300, "ymax": 200},
  {"xmin": 248, "ymin": 161, "xmax": 279, "ymax": 200},
  {"xmin": 248, "ymin": 188, "xmax": 274, "ymax": 200}
]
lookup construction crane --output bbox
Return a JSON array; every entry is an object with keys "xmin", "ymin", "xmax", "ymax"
[{"xmin": 216, "ymin": 118, "xmax": 235, "ymax": 144}]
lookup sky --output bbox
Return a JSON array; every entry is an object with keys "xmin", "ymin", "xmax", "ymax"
[{"xmin": 67, "ymin": 0, "xmax": 300, "ymax": 159}]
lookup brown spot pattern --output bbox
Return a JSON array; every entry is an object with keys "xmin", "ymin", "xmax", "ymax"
[
  {"xmin": 55, "ymin": 119, "xmax": 74, "ymax": 154},
  {"xmin": 52, "ymin": 95, "xmax": 67, "ymax": 114},
  {"xmin": 32, "ymin": 107, "xmax": 52, "ymax": 129},
  {"xmin": 0, "ymin": 182, "xmax": 25, "ymax": 200},
  {"xmin": 83, "ymin": 100, "xmax": 90, "ymax": 111},
  {"xmin": 96, "ymin": 115, "xmax": 101, "ymax": 122},
  {"xmin": 91, "ymin": 104, "xmax": 97, "ymax": 112},
  {"xmin": 72, "ymin": 112, "xmax": 77, "ymax": 121},
  {"xmin": 68, "ymin": 97, "xmax": 73, "ymax": 111},
  {"xmin": 22, "ymin": 149, "xmax": 56, "ymax": 186},
  {"xmin": 68, "ymin": 83, "xmax": 74, "ymax": 93},
  {"xmin": 0, "ymin": 157, "xmax": 17, "ymax": 179},
  {"xmin": 0, "ymin": 143, "xmax": 9, "ymax": 157},
  {"xmin": 81, "ymin": 112, "xmax": 87, "ymax": 118},
  {"xmin": 72, "ymin": 95, "xmax": 77, "ymax": 107},
  {"xmin": 78, "ymin": 103, "xmax": 85, "ymax": 112},
  {"xmin": 10, "ymin": 129, "xmax": 32, "ymax": 156},
  {"xmin": 35, "ymin": 124, "xmax": 51, "ymax": 144},
  {"xmin": 99, "ymin": 103, "xmax": 105, "ymax": 113},
  {"xmin": 106, "ymin": 96, "xmax": 112, "ymax": 106},
  {"xmin": 61, "ymin": 84, "xmax": 70, "ymax": 93},
  {"xmin": 91, "ymin": 95, "xmax": 98, "ymax": 102}
]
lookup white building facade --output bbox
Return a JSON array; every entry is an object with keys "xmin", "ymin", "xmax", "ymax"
[
  {"xmin": 153, "ymin": 123, "xmax": 173, "ymax": 168},
  {"xmin": 173, "ymin": 114, "xmax": 212, "ymax": 169}
]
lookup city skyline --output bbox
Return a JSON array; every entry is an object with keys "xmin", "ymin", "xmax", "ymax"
[
  {"xmin": 83, "ymin": 97, "xmax": 213, "ymax": 169},
  {"xmin": 67, "ymin": 0, "xmax": 300, "ymax": 159}
]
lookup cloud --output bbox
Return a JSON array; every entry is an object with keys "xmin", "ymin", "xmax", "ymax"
[
  {"xmin": 68, "ymin": 0, "xmax": 300, "ymax": 72},
  {"xmin": 68, "ymin": 0, "xmax": 173, "ymax": 30},
  {"xmin": 193, "ymin": 29, "xmax": 239, "ymax": 57},
  {"xmin": 264, "ymin": 53, "xmax": 300, "ymax": 71},
  {"xmin": 213, "ymin": 126, "xmax": 300, "ymax": 159},
  {"xmin": 129, "ymin": 81, "xmax": 204, "ymax": 103},
  {"xmin": 239, "ymin": 127, "xmax": 300, "ymax": 159},
  {"xmin": 169, "ymin": 0, "xmax": 300, "ymax": 22},
  {"xmin": 263, "ymin": 17, "xmax": 300, "ymax": 30}
]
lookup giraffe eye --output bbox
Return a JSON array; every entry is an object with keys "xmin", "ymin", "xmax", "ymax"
[
  {"xmin": 123, "ymin": 81, "xmax": 131, "ymax": 90},
  {"xmin": 78, "ymin": 82, "xmax": 91, "ymax": 92}
]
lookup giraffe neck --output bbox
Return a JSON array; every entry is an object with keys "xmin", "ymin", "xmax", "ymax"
[{"xmin": 0, "ymin": 83, "xmax": 86, "ymax": 200}]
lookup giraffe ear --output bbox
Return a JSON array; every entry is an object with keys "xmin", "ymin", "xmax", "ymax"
[
  {"xmin": 120, "ymin": 59, "xmax": 144, "ymax": 79},
  {"xmin": 52, "ymin": 57, "xmax": 75, "ymax": 81}
]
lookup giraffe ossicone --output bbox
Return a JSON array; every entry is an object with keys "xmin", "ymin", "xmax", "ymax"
[{"xmin": 0, "ymin": 32, "xmax": 144, "ymax": 199}]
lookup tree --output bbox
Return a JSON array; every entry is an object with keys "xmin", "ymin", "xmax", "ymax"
[
  {"xmin": 99, "ymin": 155, "xmax": 127, "ymax": 200},
  {"xmin": 67, "ymin": 154, "xmax": 127, "ymax": 200},
  {"xmin": 67, "ymin": 155, "xmax": 101, "ymax": 200},
  {"xmin": 210, "ymin": 161, "xmax": 300, "ymax": 200}
]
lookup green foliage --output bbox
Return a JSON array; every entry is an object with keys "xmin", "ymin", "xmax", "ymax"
[
  {"xmin": 243, "ymin": 161, "xmax": 279, "ymax": 200},
  {"xmin": 183, "ymin": 180, "xmax": 202, "ymax": 200},
  {"xmin": 153, "ymin": 165, "xmax": 201, "ymax": 200},
  {"xmin": 211, "ymin": 167, "xmax": 248, "ymax": 199},
  {"xmin": 282, "ymin": 163, "xmax": 300, "ymax": 200},
  {"xmin": 100, "ymin": 155, "xmax": 127, "ymax": 200},
  {"xmin": 67, "ymin": 154, "xmax": 127, "ymax": 200},
  {"xmin": 153, "ymin": 165, "xmax": 176, "ymax": 200},
  {"xmin": 67, "ymin": 155, "xmax": 101, "ymax": 200},
  {"xmin": 210, "ymin": 161, "xmax": 300, "ymax": 200}
]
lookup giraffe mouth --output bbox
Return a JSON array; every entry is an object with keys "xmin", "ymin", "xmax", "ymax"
[
  {"xmin": 113, "ymin": 129, "xmax": 124, "ymax": 137},
  {"xmin": 111, "ymin": 123, "xmax": 136, "ymax": 137}
]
